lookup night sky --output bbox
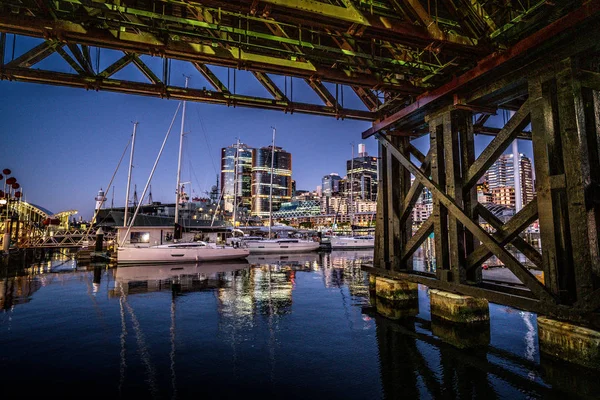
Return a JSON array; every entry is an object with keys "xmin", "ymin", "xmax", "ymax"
[{"xmin": 0, "ymin": 35, "xmax": 533, "ymax": 219}]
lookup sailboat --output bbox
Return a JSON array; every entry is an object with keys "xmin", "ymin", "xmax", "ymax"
[
  {"xmin": 243, "ymin": 127, "xmax": 320, "ymax": 254},
  {"xmin": 116, "ymin": 78, "xmax": 249, "ymax": 264},
  {"xmin": 330, "ymin": 143, "xmax": 374, "ymax": 250}
]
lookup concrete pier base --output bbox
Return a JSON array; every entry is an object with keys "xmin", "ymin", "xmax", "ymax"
[
  {"xmin": 375, "ymin": 277, "xmax": 418, "ymax": 301},
  {"xmin": 369, "ymin": 274, "xmax": 376, "ymax": 291},
  {"xmin": 374, "ymin": 277, "xmax": 418, "ymax": 320},
  {"xmin": 431, "ymin": 316, "xmax": 490, "ymax": 348},
  {"xmin": 537, "ymin": 316, "xmax": 600, "ymax": 370},
  {"xmin": 429, "ymin": 289, "xmax": 489, "ymax": 324}
]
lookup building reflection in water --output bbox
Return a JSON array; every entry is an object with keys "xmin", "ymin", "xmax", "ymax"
[{"xmin": 1, "ymin": 250, "xmax": 599, "ymax": 399}]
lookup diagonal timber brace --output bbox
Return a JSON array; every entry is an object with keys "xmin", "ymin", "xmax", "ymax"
[{"xmin": 376, "ymin": 132, "xmax": 556, "ymax": 303}]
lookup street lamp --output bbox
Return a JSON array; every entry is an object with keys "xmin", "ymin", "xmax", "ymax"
[{"xmin": 1, "ymin": 168, "xmax": 22, "ymax": 252}]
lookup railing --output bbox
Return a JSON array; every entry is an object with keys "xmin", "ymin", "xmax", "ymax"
[{"xmin": 24, "ymin": 230, "xmax": 117, "ymax": 248}]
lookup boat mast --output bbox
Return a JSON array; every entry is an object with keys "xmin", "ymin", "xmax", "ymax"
[
  {"xmin": 123, "ymin": 121, "xmax": 138, "ymax": 227},
  {"xmin": 268, "ymin": 126, "xmax": 276, "ymax": 239},
  {"xmin": 232, "ymin": 138, "xmax": 240, "ymax": 228},
  {"xmin": 174, "ymin": 76, "xmax": 189, "ymax": 240},
  {"xmin": 349, "ymin": 142, "xmax": 354, "ymax": 236}
]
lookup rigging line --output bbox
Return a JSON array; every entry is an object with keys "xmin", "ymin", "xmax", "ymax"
[
  {"xmin": 184, "ymin": 144, "xmax": 204, "ymax": 197},
  {"xmin": 86, "ymin": 135, "xmax": 131, "ymax": 235},
  {"xmin": 194, "ymin": 105, "xmax": 218, "ymax": 176},
  {"xmin": 120, "ymin": 102, "xmax": 182, "ymax": 247}
]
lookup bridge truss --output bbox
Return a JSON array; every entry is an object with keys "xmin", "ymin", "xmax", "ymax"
[{"xmin": 1, "ymin": 1, "xmax": 600, "ymax": 328}]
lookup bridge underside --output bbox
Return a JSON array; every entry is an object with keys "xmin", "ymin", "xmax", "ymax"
[{"xmin": 1, "ymin": 1, "xmax": 600, "ymax": 327}]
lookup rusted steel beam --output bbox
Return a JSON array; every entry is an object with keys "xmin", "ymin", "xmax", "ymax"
[
  {"xmin": 130, "ymin": 54, "xmax": 161, "ymax": 85},
  {"xmin": 4, "ymin": 40, "xmax": 57, "ymax": 68},
  {"xmin": 1, "ymin": 66, "xmax": 374, "ymax": 120},
  {"xmin": 352, "ymin": 87, "xmax": 380, "ymax": 112},
  {"xmin": 99, "ymin": 54, "xmax": 134, "ymax": 78},
  {"xmin": 252, "ymin": 71, "xmax": 287, "ymax": 101},
  {"xmin": 67, "ymin": 44, "xmax": 94, "ymax": 75},
  {"xmin": 0, "ymin": 15, "xmax": 421, "ymax": 93},
  {"xmin": 469, "ymin": 202, "xmax": 542, "ymax": 270},
  {"xmin": 400, "ymin": 216, "xmax": 434, "ymax": 264},
  {"xmin": 464, "ymin": 100, "xmax": 531, "ymax": 190},
  {"xmin": 362, "ymin": 1, "xmax": 600, "ymax": 138},
  {"xmin": 193, "ymin": 63, "xmax": 230, "ymax": 93},
  {"xmin": 376, "ymin": 133, "xmax": 555, "ymax": 302},
  {"xmin": 55, "ymin": 45, "xmax": 86, "ymax": 75},
  {"xmin": 306, "ymin": 79, "xmax": 338, "ymax": 108}
]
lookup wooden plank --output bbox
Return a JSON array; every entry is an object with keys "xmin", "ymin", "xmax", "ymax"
[
  {"xmin": 387, "ymin": 136, "xmax": 403, "ymax": 271},
  {"xmin": 556, "ymin": 60, "xmax": 596, "ymax": 302},
  {"xmin": 429, "ymin": 121, "xmax": 449, "ymax": 281},
  {"xmin": 579, "ymin": 69, "xmax": 600, "ymax": 91},
  {"xmin": 443, "ymin": 111, "xmax": 464, "ymax": 283},
  {"xmin": 400, "ymin": 216, "xmax": 434, "ymax": 264},
  {"xmin": 376, "ymin": 133, "xmax": 556, "ymax": 303},
  {"xmin": 470, "ymin": 202, "xmax": 542, "ymax": 269},
  {"xmin": 528, "ymin": 75, "xmax": 563, "ymax": 298},
  {"xmin": 464, "ymin": 99, "xmax": 531, "ymax": 189},
  {"xmin": 375, "ymin": 140, "xmax": 390, "ymax": 269},
  {"xmin": 399, "ymin": 150, "xmax": 432, "ymax": 226}
]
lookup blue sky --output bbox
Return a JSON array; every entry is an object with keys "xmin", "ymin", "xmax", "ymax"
[{"xmin": 1, "ymin": 36, "xmax": 532, "ymax": 219}]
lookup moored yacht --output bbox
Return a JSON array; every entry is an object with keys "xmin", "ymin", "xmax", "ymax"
[
  {"xmin": 117, "ymin": 241, "xmax": 249, "ymax": 264},
  {"xmin": 329, "ymin": 235, "xmax": 375, "ymax": 249}
]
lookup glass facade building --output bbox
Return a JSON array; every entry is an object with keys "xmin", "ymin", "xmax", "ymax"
[
  {"xmin": 251, "ymin": 146, "xmax": 292, "ymax": 217},
  {"xmin": 220, "ymin": 142, "xmax": 253, "ymax": 215},
  {"xmin": 347, "ymin": 155, "xmax": 378, "ymax": 201},
  {"xmin": 322, "ymin": 173, "xmax": 342, "ymax": 197}
]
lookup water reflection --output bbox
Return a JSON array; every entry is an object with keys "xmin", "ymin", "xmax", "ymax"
[{"xmin": 0, "ymin": 250, "xmax": 597, "ymax": 399}]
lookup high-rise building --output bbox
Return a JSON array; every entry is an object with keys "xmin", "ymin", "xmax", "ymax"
[
  {"xmin": 347, "ymin": 144, "xmax": 378, "ymax": 201},
  {"xmin": 220, "ymin": 142, "xmax": 253, "ymax": 214},
  {"xmin": 251, "ymin": 145, "xmax": 292, "ymax": 217},
  {"xmin": 488, "ymin": 153, "xmax": 535, "ymax": 208},
  {"xmin": 322, "ymin": 173, "xmax": 342, "ymax": 197}
]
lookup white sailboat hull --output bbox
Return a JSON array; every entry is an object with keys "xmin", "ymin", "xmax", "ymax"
[
  {"xmin": 329, "ymin": 236, "xmax": 375, "ymax": 249},
  {"xmin": 117, "ymin": 243, "xmax": 249, "ymax": 264},
  {"xmin": 245, "ymin": 239, "xmax": 320, "ymax": 254}
]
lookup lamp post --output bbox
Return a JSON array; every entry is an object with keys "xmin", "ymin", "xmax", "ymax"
[{"xmin": 1, "ymin": 169, "xmax": 21, "ymax": 252}]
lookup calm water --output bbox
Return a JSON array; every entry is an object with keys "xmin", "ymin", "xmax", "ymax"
[{"xmin": 0, "ymin": 250, "xmax": 597, "ymax": 399}]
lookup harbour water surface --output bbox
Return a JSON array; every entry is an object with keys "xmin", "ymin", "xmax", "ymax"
[{"xmin": 0, "ymin": 250, "xmax": 597, "ymax": 399}]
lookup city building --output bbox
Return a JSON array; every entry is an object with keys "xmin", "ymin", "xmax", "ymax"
[
  {"xmin": 220, "ymin": 142, "xmax": 253, "ymax": 216},
  {"xmin": 251, "ymin": 145, "xmax": 293, "ymax": 218},
  {"xmin": 487, "ymin": 153, "xmax": 535, "ymax": 208},
  {"xmin": 322, "ymin": 173, "xmax": 342, "ymax": 197},
  {"xmin": 347, "ymin": 143, "xmax": 378, "ymax": 201},
  {"xmin": 412, "ymin": 188, "xmax": 433, "ymax": 225}
]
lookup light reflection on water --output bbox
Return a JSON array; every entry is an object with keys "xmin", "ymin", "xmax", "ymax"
[{"xmin": 0, "ymin": 250, "xmax": 597, "ymax": 399}]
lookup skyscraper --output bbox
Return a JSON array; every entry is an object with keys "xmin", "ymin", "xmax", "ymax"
[
  {"xmin": 220, "ymin": 142, "xmax": 253, "ymax": 214},
  {"xmin": 322, "ymin": 173, "xmax": 342, "ymax": 197},
  {"xmin": 347, "ymin": 144, "xmax": 378, "ymax": 201},
  {"xmin": 488, "ymin": 153, "xmax": 535, "ymax": 208},
  {"xmin": 251, "ymin": 145, "xmax": 292, "ymax": 217}
]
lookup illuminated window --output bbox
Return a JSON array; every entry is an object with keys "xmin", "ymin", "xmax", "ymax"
[{"xmin": 130, "ymin": 232, "xmax": 150, "ymax": 243}]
